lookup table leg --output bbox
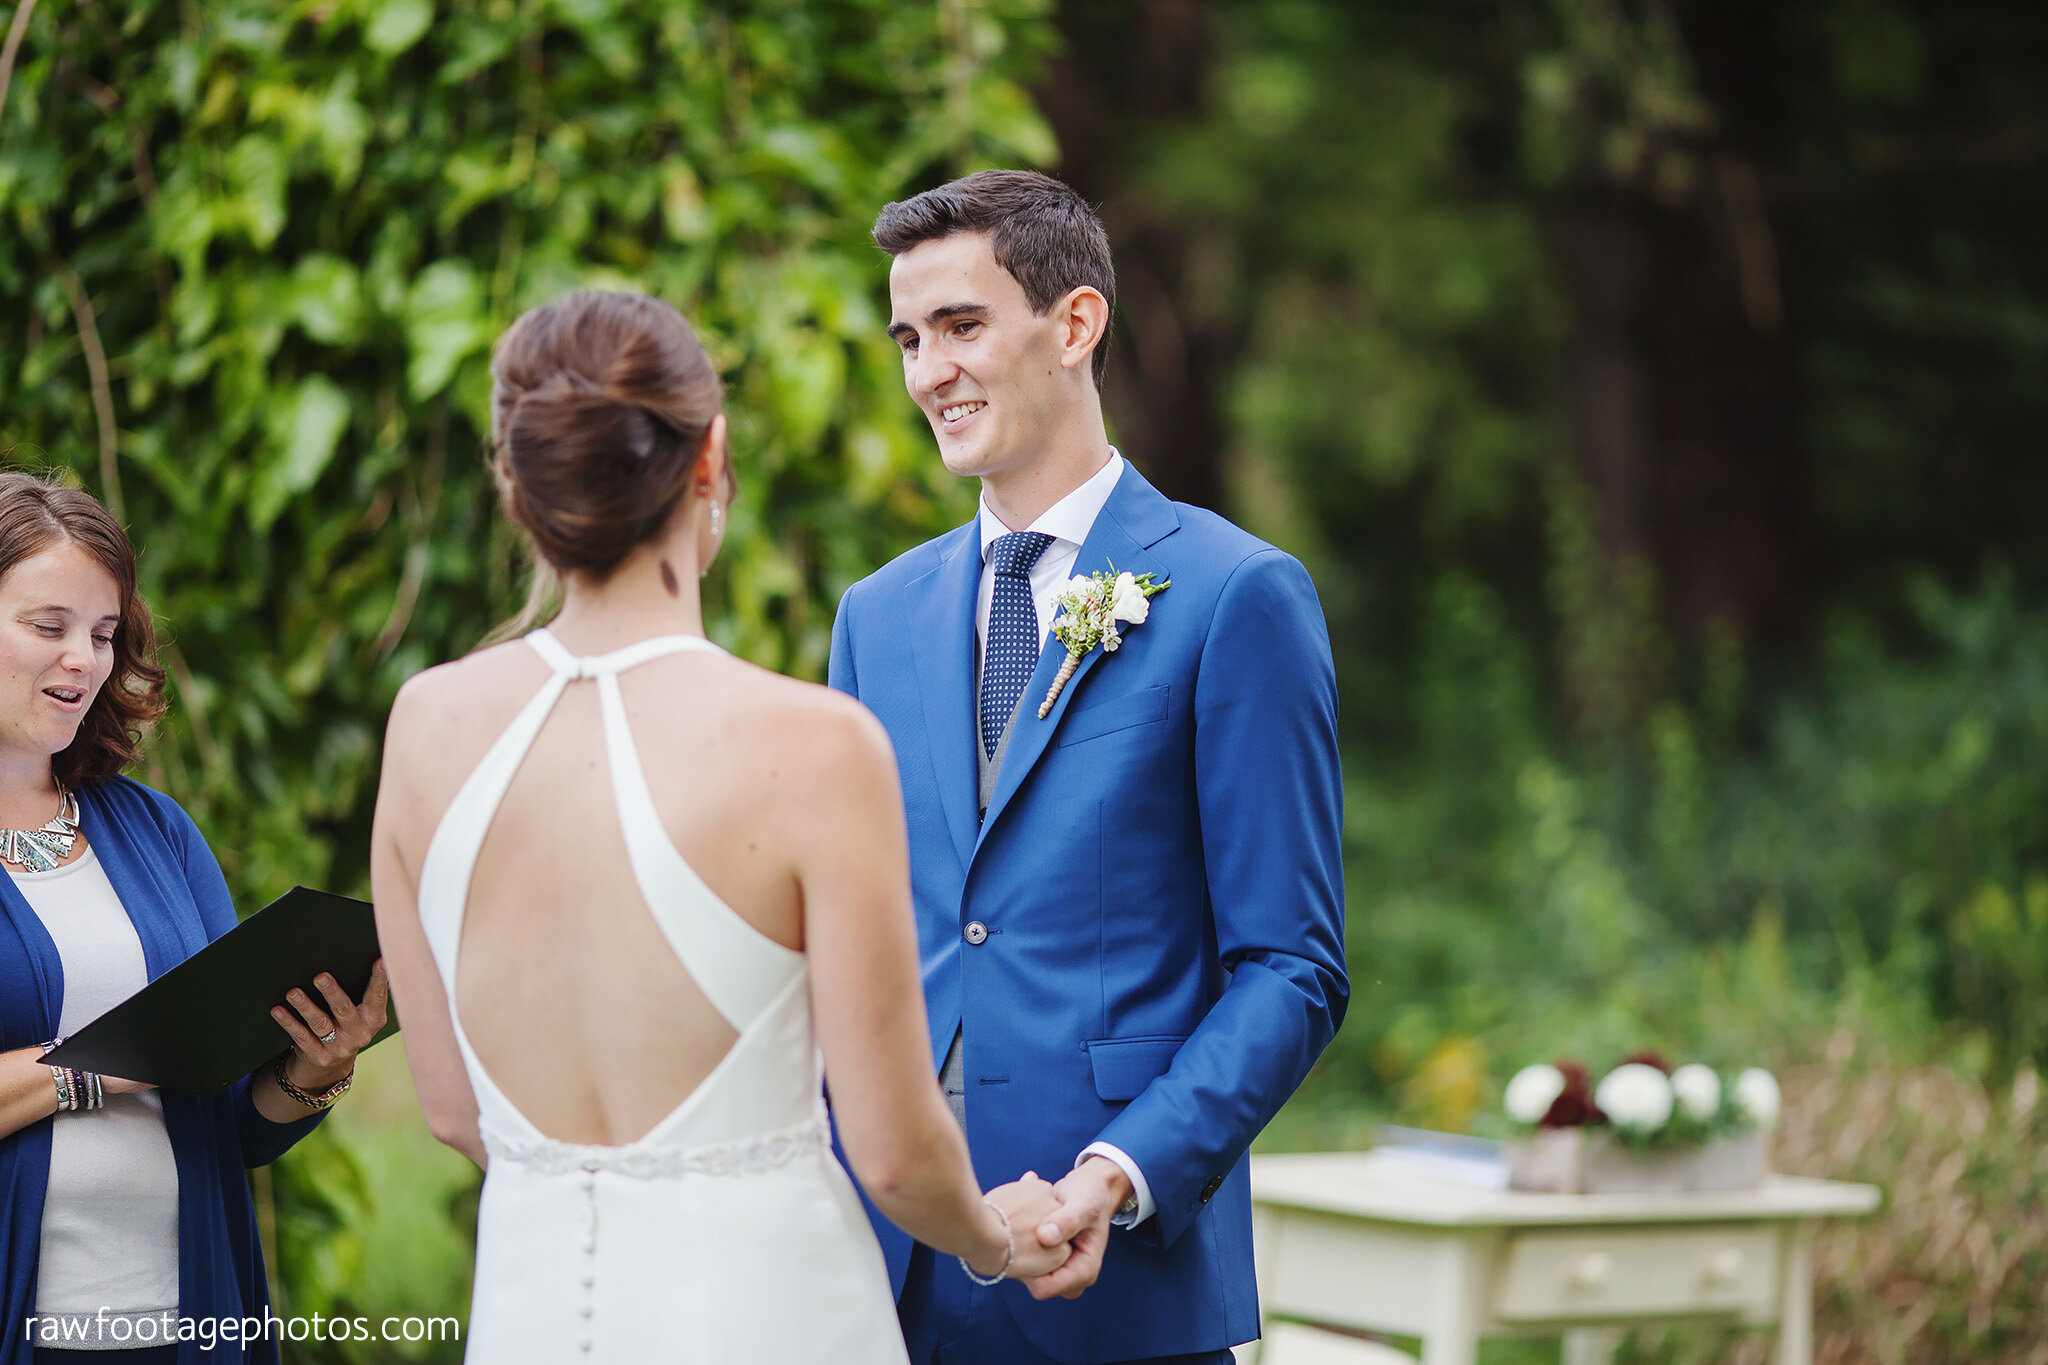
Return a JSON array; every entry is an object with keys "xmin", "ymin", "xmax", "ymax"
[
  {"xmin": 1773, "ymin": 1221, "xmax": 1815, "ymax": 1365},
  {"xmin": 1562, "ymin": 1328, "xmax": 1622, "ymax": 1365},
  {"xmin": 1415, "ymin": 1240, "xmax": 1483, "ymax": 1365},
  {"xmin": 1418, "ymin": 1325, "xmax": 1478, "ymax": 1365}
]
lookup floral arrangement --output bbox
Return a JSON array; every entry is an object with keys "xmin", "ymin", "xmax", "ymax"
[
  {"xmin": 1503, "ymin": 1051, "xmax": 1781, "ymax": 1151},
  {"xmin": 1039, "ymin": 567, "xmax": 1169, "ymax": 716}
]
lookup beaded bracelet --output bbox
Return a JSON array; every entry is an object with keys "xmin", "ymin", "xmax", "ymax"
[
  {"xmin": 41, "ymin": 1041, "xmax": 105, "ymax": 1114},
  {"xmin": 41, "ymin": 1040, "xmax": 73, "ymax": 1113},
  {"xmin": 958, "ymin": 1198, "xmax": 1014, "ymax": 1286},
  {"xmin": 52, "ymin": 1066, "xmax": 102, "ymax": 1112},
  {"xmin": 271, "ymin": 1053, "xmax": 353, "ymax": 1109}
]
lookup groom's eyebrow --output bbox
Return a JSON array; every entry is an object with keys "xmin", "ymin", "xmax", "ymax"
[{"xmin": 887, "ymin": 302, "xmax": 987, "ymax": 342}]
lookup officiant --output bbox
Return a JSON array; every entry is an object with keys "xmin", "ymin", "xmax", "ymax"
[{"xmin": 0, "ymin": 471, "xmax": 389, "ymax": 1365}]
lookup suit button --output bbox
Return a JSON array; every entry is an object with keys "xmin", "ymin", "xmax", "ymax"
[
  {"xmin": 1199, "ymin": 1176, "xmax": 1223, "ymax": 1204},
  {"xmin": 963, "ymin": 921, "xmax": 989, "ymax": 946}
]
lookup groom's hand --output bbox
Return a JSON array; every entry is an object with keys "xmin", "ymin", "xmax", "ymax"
[{"xmin": 1024, "ymin": 1156, "xmax": 1133, "ymax": 1301}]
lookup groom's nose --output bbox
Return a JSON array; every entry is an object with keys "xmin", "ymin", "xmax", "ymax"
[{"xmin": 910, "ymin": 345, "xmax": 961, "ymax": 402}]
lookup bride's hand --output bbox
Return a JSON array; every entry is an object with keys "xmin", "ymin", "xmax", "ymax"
[{"xmin": 983, "ymin": 1172, "xmax": 1069, "ymax": 1279}]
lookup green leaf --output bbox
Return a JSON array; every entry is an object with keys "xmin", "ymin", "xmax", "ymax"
[
  {"xmin": 660, "ymin": 161, "xmax": 711, "ymax": 243},
  {"xmin": 363, "ymin": 0, "xmax": 433, "ymax": 55},
  {"xmin": 250, "ymin": 377, "xmax": 352, "ymax": 532},
  {"xmin": 765, "ymin": 329, "xmax": 847, "ymax": 450},
  {"xmin": 287, "ymin": 254, "xmax": 364, "ymax": 345},
  {"xmin": 404, "ymin": 260, "xmax": 488, "ymax": 400}
]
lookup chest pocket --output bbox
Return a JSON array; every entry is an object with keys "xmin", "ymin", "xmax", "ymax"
[{"xmin": 1059, "ymin": 684, "xmax": 1169, "ymax": 747}]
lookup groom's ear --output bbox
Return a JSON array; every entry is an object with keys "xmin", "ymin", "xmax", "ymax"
[{"xmin": 1053, "ymin": 286, "xmax": 1110, "ymax": 377}]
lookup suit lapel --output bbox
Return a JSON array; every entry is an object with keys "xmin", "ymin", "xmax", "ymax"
[
  {"xmin": 907, "ymin": 526, "xmax": 983, "ymax": 872},
  {"xmin": 973, "ymin": 462, "xmax": 1180, "ymax": 855}
]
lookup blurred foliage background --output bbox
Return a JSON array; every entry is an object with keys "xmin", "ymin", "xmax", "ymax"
[{"xmin": 3, "ymin": 0, "xmax": 2045, "ymax": 1361}]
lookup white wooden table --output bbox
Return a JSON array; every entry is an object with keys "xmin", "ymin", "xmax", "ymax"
[{"xmin": 1249, "ymin": 1151, "xmax": 1878, "ymax": 1365}]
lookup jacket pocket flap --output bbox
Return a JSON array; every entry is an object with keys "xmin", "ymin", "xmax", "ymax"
[
  {"xmin": 1059, "ymin": 685, "xmax": 1169, "ymax": 747},
  {"xmin": 1087, "ymin": 1035, "xmax": 1189, "ymax": 1102}
]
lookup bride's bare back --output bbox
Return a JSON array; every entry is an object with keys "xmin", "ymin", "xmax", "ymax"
[{"xmin": 386, "ymin": 634, "xmax": 828, "ymax": 1146}]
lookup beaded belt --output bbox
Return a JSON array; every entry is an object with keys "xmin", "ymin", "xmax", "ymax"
[{"xmin": 480, "ymin": 1109, "xmax": 828, "ymax": 1180}]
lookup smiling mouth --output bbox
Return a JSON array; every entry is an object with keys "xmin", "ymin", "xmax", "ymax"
[
  {"xmin": 43, "ymin": 686, "xmax": 84, "ymax": 706},
  {"xmin": 939, "ymin": 400, "xmax": 986, "ymax": 425}
]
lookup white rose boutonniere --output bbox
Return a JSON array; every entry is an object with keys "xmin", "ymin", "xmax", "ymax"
[{"xmin": 1039, "ymin": 565, "xmax": 1170, "ymax": 717}]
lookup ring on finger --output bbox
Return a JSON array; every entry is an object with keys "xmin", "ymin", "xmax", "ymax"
[{"xmin": 319, "ymin": 1030, "xmax": 338, "ymax": 1044}]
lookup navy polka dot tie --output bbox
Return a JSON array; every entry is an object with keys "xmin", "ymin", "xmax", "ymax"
[{"xmin": 980, "ymin": 531, "xmax": 1055, "ymax": 759}]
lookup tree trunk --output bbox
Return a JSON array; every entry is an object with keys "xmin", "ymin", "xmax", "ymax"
[{"xmin": 1038, "ymin": 0, "xmax": 1230, "ymax": 511}]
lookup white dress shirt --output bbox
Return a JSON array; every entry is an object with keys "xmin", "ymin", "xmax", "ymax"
[
  {"xmin": 971, "ymin": 450, "xmax": 1156, "ymax": 1227},
  {"xmin": 974, "ymin": 450, "xmax": 1126, "ymax": 656}
]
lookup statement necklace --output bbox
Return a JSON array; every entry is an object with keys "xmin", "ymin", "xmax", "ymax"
[{"xmin": 0, "ymin": 789, "xmax": 80, "ymax": 873}]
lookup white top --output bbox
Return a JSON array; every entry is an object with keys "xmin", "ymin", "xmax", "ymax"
[
  {"xmin": 18, "ymin": 846, "xmax": 181, "ymax": 1333},
  {"xmin": 413, "ymin": 629, "xmax": 905, "ymax": 1362},
  {"xmin": 971, "ymin": 450, "xmax": 1156, "ymax": 1226}
]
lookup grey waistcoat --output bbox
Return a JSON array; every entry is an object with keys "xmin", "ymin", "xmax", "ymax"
[{"xmin": 942, "ymin": 689, "xmax": 1029, "ymax": 1128}]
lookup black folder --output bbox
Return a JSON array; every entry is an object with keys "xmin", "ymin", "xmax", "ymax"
[{"xmin": 45, "ymin": 887, "xmax": 388, "ymax": 1095}]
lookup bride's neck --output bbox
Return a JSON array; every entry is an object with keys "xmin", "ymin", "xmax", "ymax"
[{"xmin": 551, "ymin": 535, "xmax": 709, "ymax": 650}]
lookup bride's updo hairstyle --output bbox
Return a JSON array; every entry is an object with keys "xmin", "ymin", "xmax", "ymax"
[{"xmin": 488, "ymin": 290, "xmax": 727, "ymax": 579}]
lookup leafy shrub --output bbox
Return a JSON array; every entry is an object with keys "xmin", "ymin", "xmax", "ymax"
[{"xmin": 1295, "ymin": 567, "xmax": 2048, "ymax": 1134}]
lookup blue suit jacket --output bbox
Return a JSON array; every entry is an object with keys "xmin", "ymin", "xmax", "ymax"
[{"xmin": 828, "ymin": 461, "xmax": 1348, "ymax": 1362}]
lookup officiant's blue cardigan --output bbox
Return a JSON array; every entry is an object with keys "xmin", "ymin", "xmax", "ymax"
[
  {"xmin": 0, "ymin": 778, "xmax": 325, "ymax": 1365},
  {"xmin": 831, "ymin": 460, "xmax": 1348, "ymax": 1362}
]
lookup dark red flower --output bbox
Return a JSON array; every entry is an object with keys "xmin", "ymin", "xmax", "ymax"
[{"xmin": 1540, "ymin": 1060, "xmax": 1609, "ymax": 1127}]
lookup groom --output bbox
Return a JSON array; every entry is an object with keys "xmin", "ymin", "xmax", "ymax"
[{"xmin": 829, "ymin": 170, "xmax": 1348, "ymax": 1365}]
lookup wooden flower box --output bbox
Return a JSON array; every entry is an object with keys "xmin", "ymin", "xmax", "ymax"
[{"xmin": 1506, "ymin": 1127, "xmax": 1769, "ymax": 1195}]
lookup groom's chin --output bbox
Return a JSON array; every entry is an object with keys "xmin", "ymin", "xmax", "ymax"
[{"xmin": 936, "ymin": 440, "xmax": 995, "ymax": 480}]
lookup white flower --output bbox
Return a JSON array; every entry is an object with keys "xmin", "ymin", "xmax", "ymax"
[
  {"xmin": 1669, "ymin": 1064, "xmax": 1722, "ymax": 1121},
  {"xmin": 1109, "ymin": 571, "xmax": 1151, "ymax": 626},
  {"xmin": 1504, "ymin": 1063, "xmax": 1567, "ymax": 1124},
  {"xmin": 1732, "ymin": 1068, "xmax": 1781, "ymax": 1129},
  {"xmin": 1595, "ymin": 1063, "xmax": 1675, "ymax": 1133}
]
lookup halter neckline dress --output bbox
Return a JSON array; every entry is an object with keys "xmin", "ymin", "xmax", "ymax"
[{"xmin": 416, "ymin": 629, "xmax": 907, "ymax": 1363}]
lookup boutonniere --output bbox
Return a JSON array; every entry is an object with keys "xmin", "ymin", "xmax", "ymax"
[{"xmin": 1038, "ymin": 567, "xmax": 1170, "ymax": 718}]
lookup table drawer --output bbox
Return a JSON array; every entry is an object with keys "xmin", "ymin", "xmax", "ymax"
[{"xmin": 1492, "ymin": 1226, "xmax": 1779, "ymax": 1322}]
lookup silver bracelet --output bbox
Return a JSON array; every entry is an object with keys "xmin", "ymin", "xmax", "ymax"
[{"xmin": 958, "ymin": 1198, "xmax": 1013, "ymax": 1285}]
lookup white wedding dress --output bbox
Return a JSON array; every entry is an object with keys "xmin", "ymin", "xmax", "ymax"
[{"xmin": 416, "ymin": 630, "xmax": 908, "ymax": 1363}]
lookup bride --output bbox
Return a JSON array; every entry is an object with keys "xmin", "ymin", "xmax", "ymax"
[{"xmin": 370, "ymin": 290, "xmax": 1066, "ymax": 1362}]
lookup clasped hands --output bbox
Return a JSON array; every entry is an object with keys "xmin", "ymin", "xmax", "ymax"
[{"xmin": 981, "ymin": 1154, "xmax": 1133, "ymax": 1299}]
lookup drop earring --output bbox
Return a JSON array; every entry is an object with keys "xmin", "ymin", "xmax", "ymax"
[{"xmin": 701, "ymin": 496, "xmax": 723, "ymax": 580}]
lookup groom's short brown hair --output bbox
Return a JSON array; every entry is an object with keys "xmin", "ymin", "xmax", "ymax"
[{"xmin": 872, "ymin": 170, "xmax": 1115, "ymax": 386}]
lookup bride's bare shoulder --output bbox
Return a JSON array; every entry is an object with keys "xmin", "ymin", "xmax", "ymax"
[
  {"xmin": 717, "ymin": 660, "xmax": 898, "ymax": 788},
  {"xmin": 383, "ymin": 639, "xmax": 551, "ymax": 763}
]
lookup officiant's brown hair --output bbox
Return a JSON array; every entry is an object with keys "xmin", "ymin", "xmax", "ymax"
[
  {"xmin": 0, "ymin": 471, "xmax": 166, "ymax": 786},
  {"xmin": 872, "ymin": 170, "xmax": 1116, "ymax": 386}
]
